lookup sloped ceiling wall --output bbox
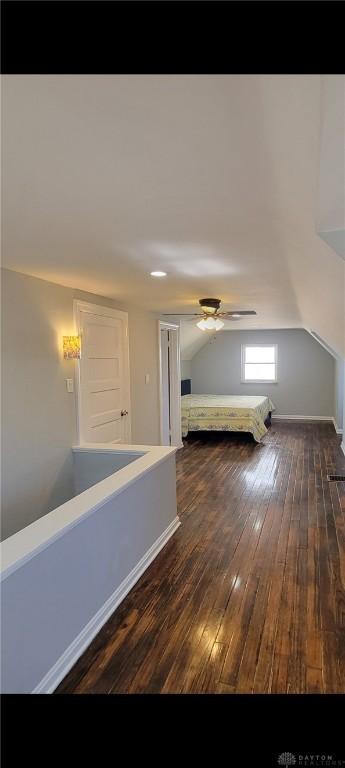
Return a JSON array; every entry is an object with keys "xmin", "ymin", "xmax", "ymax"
[
  {"xmin": 180, "ymin": 75, "xmax": 345, "ymax": 361},
  {"xmin": 2, "ymin": 75, "xmax": 345, "ymax": 360},
  {"xmin": 181, "ymin": 231, "xmax": 344, "ymax": 360},
  {"xmin": 317, "ymin": 75, "xmax": 345, "ymax": 260}
]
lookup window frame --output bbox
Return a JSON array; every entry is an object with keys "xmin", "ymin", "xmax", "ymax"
[{"xmin": 241, "ymin": 343, "xmax": 278, "ymax": 384}]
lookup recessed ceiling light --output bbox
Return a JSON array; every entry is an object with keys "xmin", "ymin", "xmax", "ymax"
[{"xmin": 150, "ymin": 271, "xmax": 167, "ymax": 277}]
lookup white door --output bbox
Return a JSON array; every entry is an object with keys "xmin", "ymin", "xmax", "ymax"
[
  {"xmin": 158, "ymin": 321, "xmax": 183, "ymax": 448},
  {"xmin": 75, "ymin": 302, "xmax": 131, "ymax": 444},
  {"xmin": 160, "ymin": 328, "xmax": 170, "ymax": 444}
]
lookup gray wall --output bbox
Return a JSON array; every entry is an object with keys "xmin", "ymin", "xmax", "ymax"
[
  {"xmin": 1, "ymin": 453, "xmax": 177, "ymax": 693},
  {"xmin": 190, "ymin": 329, "xmax": 335, "ymax": 418},
  {"xmin": 127, "ymin": 302, "xmax": 161, "ymax": 447},
  {"xmin": 73, "ymin": 449, "xmax": 144, "ymax": 495},
  {"xmin": 181, "ymin": 360, "xmax": 192, "ymax": 380},
  {"xmin": 334, "ymin": 357, "xmax": 345, "ymax": 432},
  {"xmin": 343, "ymin": 362, "xmax": 345, "ymax": 445},
  {"xmin": 1, "ymin": 268, "xmax": 161, "ymax": 540}
]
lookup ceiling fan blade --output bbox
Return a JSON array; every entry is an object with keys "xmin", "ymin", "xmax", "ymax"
[
  {"xmin": 161, "ymin": 313, "xmax": 202, "ymax": 316},
  {"xmin": 220, "ymin": 310, "xmax": 257, "ymax": 316}
]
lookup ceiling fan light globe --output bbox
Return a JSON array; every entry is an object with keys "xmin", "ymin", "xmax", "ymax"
[{"xmin": 197, "ymin": 316, "xmax": 224, "ymax": 331}]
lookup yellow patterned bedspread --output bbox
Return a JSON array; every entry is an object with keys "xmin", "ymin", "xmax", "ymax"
[{"xmin": 181, "ymin": 394, "xmax": 275, "ymax": 443}]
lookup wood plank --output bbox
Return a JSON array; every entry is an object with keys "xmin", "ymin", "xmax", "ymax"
[
  {"xmin": 189, "ymin": 642, "xmax": 228, "ymax": 693},
  {"xmin": 55, "ymin": 422, "xmax": 345, "ymax": 694},
  {"xmin": 306, "ymin": 666, "xmax": 323, "ymax": 693}
]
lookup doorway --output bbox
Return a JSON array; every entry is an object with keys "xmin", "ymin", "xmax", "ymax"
[
  {"xmin": 74, "ymin": 301, "xmax": 131, "ymax": 444},
  {"xmin": 158, "ymin": 321, "xmax": 183, "ymax": 448}
]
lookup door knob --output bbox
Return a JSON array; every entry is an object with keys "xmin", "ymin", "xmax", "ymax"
[{"xmin": 121, "ymin": 409, "xmax": 128, "ymax": 416}]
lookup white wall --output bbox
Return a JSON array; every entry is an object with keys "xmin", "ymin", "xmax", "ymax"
[
  {"xmin": 190, "ymin": 329, "xmax": 335, "ymax": 418},
  {"xmin": 1, "ymin": 269, "xmax": 161, "ymax": 540}
]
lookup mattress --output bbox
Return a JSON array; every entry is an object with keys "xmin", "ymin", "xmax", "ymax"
[{"xmin": 181, "ymin": 394, "xmax": 275, "ymax": 443}]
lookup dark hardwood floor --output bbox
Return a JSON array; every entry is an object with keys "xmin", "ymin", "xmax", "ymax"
[{"xmin": 56, "ymin": 421, "xmax": 345, "ymax": 694}]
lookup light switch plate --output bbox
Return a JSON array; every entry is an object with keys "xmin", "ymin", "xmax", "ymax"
[
  {"xmin": 145, "ymin": 373, "xmax": 150, "ymax": 384},
  {"xmin": 66, "ymin": 378, "xmax": 74, "ymax": 393}
]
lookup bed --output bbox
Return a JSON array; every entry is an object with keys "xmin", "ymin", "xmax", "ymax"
[{"xmin": 181, "ymin": 382, "xmax": 275, "ymax": 443}]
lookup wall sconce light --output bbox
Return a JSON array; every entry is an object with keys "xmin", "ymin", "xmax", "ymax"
[{"xmin": 63, "ymin": 336, "xmax": 81, "ymax": 359}]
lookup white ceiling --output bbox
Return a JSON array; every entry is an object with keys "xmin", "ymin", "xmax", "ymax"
[{"xmin": 2, "ymin": 75, "xmax": 345, "ymax": 356}]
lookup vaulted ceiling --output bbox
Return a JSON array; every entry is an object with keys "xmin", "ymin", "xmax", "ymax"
[{"xmin": 2, "ymin": 75, "xmax": 344, "ymax": 357}]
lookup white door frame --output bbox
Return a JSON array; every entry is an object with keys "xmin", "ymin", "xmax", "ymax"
[
  {"xmin": 73, "ymin": 300, "xmax": 131, "ymax": 444},
  {"xmin": 158, "ymin": 320, "xmax": 183, "ymax": 448}
]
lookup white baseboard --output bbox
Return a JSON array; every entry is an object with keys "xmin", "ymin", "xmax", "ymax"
[
  {"xmin": 272, "ymin": 415, "xmax": 333, "ymax": 422},
  {"xmin": 33, "ymin": 516, "xmax": 181, "ymax": 694},
  {"xmin": 341, "ymin": 442, "xmax": 345, "ymax": 457},
  {"xmin": 332, "ymin": 418, "xmax": 343, "ymax": 435}
]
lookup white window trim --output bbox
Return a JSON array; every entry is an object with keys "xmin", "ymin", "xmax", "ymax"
[{"xmin": 241, "ymin": 343, "xmax": 278, "ymax": 384}]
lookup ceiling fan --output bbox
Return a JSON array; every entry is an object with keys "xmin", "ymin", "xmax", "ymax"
[{"xmin": 163, "ymin": 298, "xmax": 256, "ymax": 331}]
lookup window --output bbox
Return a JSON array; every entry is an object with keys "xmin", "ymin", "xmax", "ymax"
[{"xmin": 241, "ymin": 344, "xmax": 277, "ymax": 383}]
